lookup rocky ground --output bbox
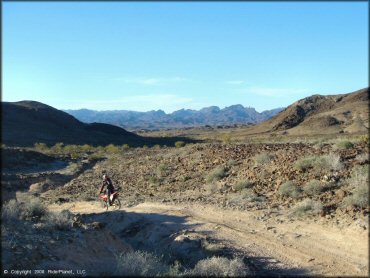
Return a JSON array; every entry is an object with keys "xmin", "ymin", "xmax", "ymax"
[
  {"xmin": 1, "ymin": 140, "xmax": 369, "ymax": 276},
  {"xmin": 42, "ymin": 141, "xmax": 369, "ymax": 223}
]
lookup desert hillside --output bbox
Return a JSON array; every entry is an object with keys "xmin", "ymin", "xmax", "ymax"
[{"xmin": 240, "ymin": 87, "xmax": 369, "ymax": 136}]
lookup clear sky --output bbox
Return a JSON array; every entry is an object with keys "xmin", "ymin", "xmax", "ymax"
[{"xmin": 3, "ymin": 2, "xmax": 368, "ymax": 113}]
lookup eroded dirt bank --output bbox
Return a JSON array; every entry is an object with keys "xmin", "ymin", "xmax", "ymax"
[{"xmin": 48, "ymin": 201, "xmax": 368, "ymax": 276}]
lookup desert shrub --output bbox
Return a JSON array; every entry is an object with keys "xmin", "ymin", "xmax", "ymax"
[
  {"xmin": 45, "ymin": 210, "xmax": 72, "ymax": 230},
  {"xmin": 105, "ymin": 144, "xmax": 120, "ymax": 154},
  {"xmin": 20, "ymin": 197, "xmax": 47, "ymax": 220},
  {"xmin": 228, "ymin": 189, "xmax": 265, "ymax": 205},
  {"xmin": 80, "ymin": 144, "xmax": 93, "ymax": 152},
  {"xmin": 149, "ymin": 176, "xmax": 160, "ymax": 185},
  {"xmin": 294, "ymin": 154, "xmax": 342, "ymax": 171},
  {"xmin": 355, "ymin": 153, "xmax": 369, "ymax": 164},
  {"xmin": 233, "ymin": 180, "xmax": 254, "ymax": 191},
  {"xmin": 303, "ymin": 180, "xmax": 323, "ymax": 196},
  {"xmin": 175, "ymin": 141, "xmax": 186, "ymax": 148},
  {"xmin": 278, "ymin": 181, "xmax": 301, "ymax": 198},
  {"xmin": 294, "ymin": 156, "xmax": 317, "ymax": 171},
  {"xmin": 122, "ymin": 144, "xmax": 130, "ymax": 150},
  {"xmin": 348, "ymin": 165, "xmax": 369, "ymax": 187},
  {"xmin": 343, "ymin": 165, "xmax": 369, "ymax": 208},
  {"xmin": 34, "ymin": 142, "xmax": 48, "ymax": 152},
  {"xmin": 254, "ymin": 152, "xmax": 274, "ymax": 165},
  {"xmin": 87, "ymin": 153, "xmax": 105, "ymax": 161},
  {"xmin": 51, "ymin": 142, "xmax": 64, "ymax": 154},
  {"xmin": 343, "ymin": 184, "xmax": 369, "ymax": 208},
  {"xmin": 290, "ymin": 199, "xmax": 323, "ymax": 217},
  {"xmin": 205, "ymin": 183, "xmax": 218, "ymax": 195},
  {"xmin": 142, "ymin": 145, "xmax": 148, "ymax": 149},
  {"xmin": 226, "ymin": 159, "xmax": 238, "ymax": 167},
  {"xmin": 336, "ymin": 140, "xmax": 354, "ymax": 149},
  {"xmin": 359, "ymin": 134, "xmax": 369, "ymax": 145},
  {"xmin": 158, "ymin": 163, "xmax": 167, "ymax": 172},
  {"xmin": 206, "ymin": 166, "xmax": 226, "ymax": 183},
  {"xmin": 2, "ymin": 199, "xmax": 21, "ymax": 222},
  {"xmin": 323, "ymin": 153, "xmax": 343, "ymax": 170},
  {"xmin": 115, "ymin": 251, "xmax": 168, "ymax": 276},
  {"xmin": 190, "ymin": 257, "xmax": 248, "ymax": 276},
  {"xmin": 153, "ymin": 144, "xmax": 161, "ymax": 149},
  {"xmin": 222, "ymin": 134, "xmax": 231, "ymax": 144}
]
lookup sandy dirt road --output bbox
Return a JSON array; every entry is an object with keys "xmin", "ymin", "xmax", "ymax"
[{"xmin": 49, "ymin": 201, "xmax": 368, "ymax": 276}]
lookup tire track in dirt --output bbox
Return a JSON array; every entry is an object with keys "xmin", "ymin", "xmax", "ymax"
[{"xmin": 48, "ymin": 201, "xmax": 368, "ymax": 276}]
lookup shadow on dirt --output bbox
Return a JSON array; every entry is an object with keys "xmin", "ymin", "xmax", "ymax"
[{"xmin": 78, "ymin": 209, "xmax": 310, "ymax": 276}]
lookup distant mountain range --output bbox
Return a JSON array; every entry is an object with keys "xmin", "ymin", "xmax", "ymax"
[
  {"xmin": 2, "ymin": 101, "xmax": 193, "ymax": 147},
  {"xmin": 64, "ymin": 105, "xmax": 284, "ymax": 130}
]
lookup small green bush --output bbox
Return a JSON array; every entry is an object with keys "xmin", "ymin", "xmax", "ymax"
[
  {"xmin": 81, "ymin": 144, "xmax": 93, "ymax": 152},
  {"xmin": 51, "ymin": 142, "xmax": 64, "ymax": 154},
  {"xmin": 290, "ymin": 199, "xmax": 323, "ymax": 217},
  {"xmin": 190, "ymin": 257, "xmax": 248, "ymax": 276},
  {"xmin": 149, "ymin": 176, "xmax": 160, "ymax": 185},
  {"xmin": 348, "ymin": 165, "xmax": 369, "ymax": 187},
  {"xmin": 34, "ymin": 142, "xmax": 48, "ymax": 152},
  {"xmin": 228, "ymin": 189, "xmax": 265, "ymax": 205},
  {"xmin": 206, "ymin": 166, "xmax": 226, "ymax": 183},
  {"xmin": 254, "ymin": 152, "xmax": 274, "ymax": 165},
  {"xmin": 303, "ymin": 180, "xmax": 323, "ymax": 196},
  {"xmin": 105, "ymin": 144, "xmax": 120, "ymax": 154},
  {"xmin": 343, "ymin": 165, "xmax": 369, "ymax": 208},
  {"xmin": 343, "ymin": 184, "xmax": 369, "ymax": 208},
  {"xmin": 233, "ymin": 180, "xmax": 254, "ymax": 191},
  {"xmin": 336, "ymin": 140, "xmax": 354, "ymax": 149},
  {"xmin": 116, "ymin": 251, "xmax": 168, "ymax": 276},
  {"xmin": 278, "ymin": 181, "xmax": 301, "ymax": 198},
  {"xmin": 294, "ymin": 154, "xmax": 342, "ymax": 171},
  {"xmin": 122, "ymin": 144, "xmax": 130, "ymax": 150},
  {"xmin": 175, "ymin": 141, "xmax": 186, "ymax": 148}
]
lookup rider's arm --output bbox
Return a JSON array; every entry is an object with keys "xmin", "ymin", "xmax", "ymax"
[{"xmin": 99, "ymin": 183, "xmax": 105, "ymax": 194}]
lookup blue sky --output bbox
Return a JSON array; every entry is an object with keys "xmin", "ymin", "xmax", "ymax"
[{"xmin": 3, "ymin": 2, "xmax": 368, "ymax": 112}]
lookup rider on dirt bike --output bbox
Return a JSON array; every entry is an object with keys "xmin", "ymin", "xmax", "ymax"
[{"xmin": 100, "ymin": 174, "xmax": 115, "ymax": 207}]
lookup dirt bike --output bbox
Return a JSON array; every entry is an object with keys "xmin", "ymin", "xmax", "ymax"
[{"xmin": 99, "ymin": 191, "xmax": 121, "ymax": 211}]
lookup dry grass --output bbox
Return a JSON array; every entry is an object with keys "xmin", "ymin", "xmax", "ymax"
[
  {"xmin": 190, "ymin": 256, "xmax": 248, "ymax": 276},
  {"xmin": 44, "ymin": 210, "xmax": 72, "ymax": 230},
  {"xmin": 115, "ymin": 251, "xmax": 168, "ymax": 276}
]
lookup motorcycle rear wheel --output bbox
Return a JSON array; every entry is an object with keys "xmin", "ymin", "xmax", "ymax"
[{"xmin": 111, "ymin": 197, "xmax": 121, "ymax": 210}]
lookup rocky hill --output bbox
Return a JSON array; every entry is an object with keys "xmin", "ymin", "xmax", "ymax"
[
  {"xmin": 244, "ymin": 88, "xmax": 369, "ymax": 135},
  {"xmin": 64, "ymin": 105, "xmax": 284, "ymax": 131},
  {"xmin": 2, "ymin": 101, "xmax": 189, "ymax": 147}
]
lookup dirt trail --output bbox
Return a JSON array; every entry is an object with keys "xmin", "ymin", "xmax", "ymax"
[{"xmin": 49, "ymin": 201, "xmax": 368, "ymax": 276}]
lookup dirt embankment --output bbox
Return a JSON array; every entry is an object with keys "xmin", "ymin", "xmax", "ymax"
[{"xmin": 48, "ymin": 201, "xmax": 368, "ymax": 276}]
